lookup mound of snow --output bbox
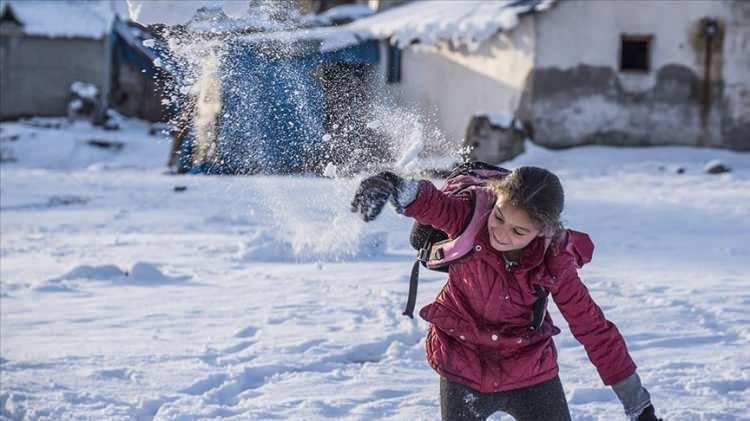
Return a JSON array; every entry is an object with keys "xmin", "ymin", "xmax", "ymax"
[
  {"xmin": 236, "ymin": 228, "xmax": 388, "ymax": 263},
  {"xmin": 57, "ymin": 264, "xmax": 126, "ymax": 281},
  {"xmin": 34, "ymin": 263, "xmax": 188, "ymax": 292}
]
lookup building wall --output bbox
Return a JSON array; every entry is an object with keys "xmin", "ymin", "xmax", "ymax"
[
  {"xmin": 0, "ymin": 34, "xmax": 107, "ymax": 119},
  {"xmin": 112, "ymin": 59, "xmax": 165, "ymax": 122},
  {"xmin": 721, "ymin": 0, "xmax": 750, "ymax": 150},
  {"xmin": 530, "ymin": 0, "xmax": 750, "ymax": 150},
  {"xmin": 384, "ymin": 15, "xmax": 536, "ymax": 152}
]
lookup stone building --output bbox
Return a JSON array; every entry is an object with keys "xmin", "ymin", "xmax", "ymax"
[
  {"xmin": 0, "ymin": 0, "xmax": 111, "ymax": 120},
  {"xmin": 348, "ymin": 0, "xmax": 750, "ymax": 154}
]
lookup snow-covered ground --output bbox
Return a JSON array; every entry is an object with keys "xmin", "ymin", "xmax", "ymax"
[{"xmin": 1, "ymin": 118, "xmax": 749, "ymax": 420}]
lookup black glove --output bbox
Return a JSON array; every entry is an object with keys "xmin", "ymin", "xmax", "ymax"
[
  {"xmin": 637, "ymin": 405, "xmax": 662, "ymax": 421},
  {"xmin": 350, "ymin": 171, "xmax": 405, "ymax": 222}
]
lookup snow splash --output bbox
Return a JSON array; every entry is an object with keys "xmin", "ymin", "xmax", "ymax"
[
  {"xmin": 146, "ymin": 1, "xmax": 462, "ymax": 261},
  {"xmin": 191, "ymin": 45, "xmax": 222, "ymax": 166}
]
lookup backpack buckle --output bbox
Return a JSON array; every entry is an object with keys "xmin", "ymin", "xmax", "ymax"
[{"xmin": 417, "ymin": 248, "xmax": 431, "ymax": 262}]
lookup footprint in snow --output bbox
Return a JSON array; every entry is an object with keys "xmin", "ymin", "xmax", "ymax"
[
  {"xmin": 221, "ymin": 341, "xmax": 255, "ymax": 355},
  {"xmin": 234, "ymin": 326, "xmax": 258, "ymax": 338},
  {"xmin": 181, "ymin": 373, "xmax": 228, "ymax": 396}
]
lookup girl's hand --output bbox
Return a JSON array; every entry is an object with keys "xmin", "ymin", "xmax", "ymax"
[{"xmin": 350, "ymin": 171, "xmax": 410, "ymax": 222}]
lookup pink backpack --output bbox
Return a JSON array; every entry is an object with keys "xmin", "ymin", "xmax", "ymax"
[{"xmin": 404, "ymin": 162, "xmax": 549, "ymax": 331}]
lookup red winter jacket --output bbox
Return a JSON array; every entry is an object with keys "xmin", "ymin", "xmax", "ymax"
[{"xmin": 404, "ymin": 181, "xmax": 636, "ymax": 393}]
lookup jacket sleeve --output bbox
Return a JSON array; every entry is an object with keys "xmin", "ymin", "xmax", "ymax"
[
  {"xmin": 544, "ymin": 231, "xmax": 637, "ymax": 385},
  {"xmin": 402, "ymin": 180, "xmax": 473, "ymax": 238}
]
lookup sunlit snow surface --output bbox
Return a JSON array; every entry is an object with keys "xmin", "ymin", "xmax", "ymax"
[{"xmin": 1, "ymin": 118, "xmax": 749, "ymax": 420}]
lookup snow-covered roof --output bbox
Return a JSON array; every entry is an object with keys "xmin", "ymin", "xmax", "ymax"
[
  {"xmin": 0, "ymin": 0, "xmax": 125, "ymax": 39},
  {"xmin": 234, "ymin": 0, "xmax": 556, "ymax": 54},
  {"xmin": 125, "ymin": 0, "xmax": 249, "ymax": 27},
  {"xmin": 346, "ymin": 0, "xmax": 556, "ymax": 51},
  {"xmin": 235, "ymin": 26, "xmax": 363, "ymax": 53},
  {"xmin": 301, "ymin": 4, "xmax": 374, "ymax": 26}
]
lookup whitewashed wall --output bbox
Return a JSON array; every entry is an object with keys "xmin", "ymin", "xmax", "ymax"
[
  {"xmin": 721, "ymin": 1, "xmax": 750, "ymax": 148},
  {"xmin": 531, "ymin": 0, "xmax": 750, "ymax": 149},
  {"xmin": 381, "ymin": 15, "xmax": 536, "ymax": 153}
]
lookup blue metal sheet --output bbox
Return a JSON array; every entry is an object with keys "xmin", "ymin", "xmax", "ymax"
[{"xmin": 204, "ymin": 38, "xmax": 380, "ymax": 174}]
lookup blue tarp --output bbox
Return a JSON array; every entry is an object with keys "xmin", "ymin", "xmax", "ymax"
[{"xmin": 183, "ymin": 37, "xmax": 379, "ymax": 175}]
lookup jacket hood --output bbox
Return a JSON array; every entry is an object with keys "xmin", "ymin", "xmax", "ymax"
[{"xmin": 556, "ymin": 229, "xmax": 595, "ymax": 268}]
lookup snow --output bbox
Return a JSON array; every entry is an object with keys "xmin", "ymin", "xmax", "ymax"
[
  {"xmin": 231, "ymin": 25, "xmax": 361, "ymax": 54},
  {"xmin": 317, "ymin": 4, "xmax": 374, "ymax": 22},
  {"xmin": 126, "ymin": 0, "xmax": 300, "ymax": 33},
  {"xmin": 2, "ymin": 119, "xmax": 750, "ymax": 419},
  {"xmin": 346, "ymin": 0, "xmax": 557, "ymax": 51},
  {"xmin": 124, "ymin": 0, "xmax": 249, "ymax": 26},
  {"xmin": 122, "ymin": 0, "xmax": 555, "ymax": 55},
  {"xmin": 480, "ymin": 112, "xmax": 515, "ymax": 129},
  {"xmin": 70, "ymin": 81, "xmax": 98, "ymax": 100},
  {"xmin": 323, "ymin": 162, "xmax": 338, "ymax": 178},
  {"xmin": 396, "ymin": 138, "xmax": 424, "ymax": 171},
  {"xmin": 302, "ymin": 4, "xmax": 374, "ymax": 26},
  {"xmin": 1, "ymin": 0, "xmax": 124, "ymax": 39}
]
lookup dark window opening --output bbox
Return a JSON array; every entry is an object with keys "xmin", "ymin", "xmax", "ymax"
[
  {"xmin": 620, "ymin": 35, "xmax": 652, "ymax": 72},
  {"xmin": 386, "ymin": 40, "xmax": 402, "ymax": 84}
]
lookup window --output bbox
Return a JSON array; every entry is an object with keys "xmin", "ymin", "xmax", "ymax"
[{"xmin": 620, "ymin": 35, "xmax": 652, "ymax": 72}]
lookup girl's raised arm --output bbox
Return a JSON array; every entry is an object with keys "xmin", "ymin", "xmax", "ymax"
[{"xmin": 351, "ymin": 172, "xmax": 472, "ymax": 237}]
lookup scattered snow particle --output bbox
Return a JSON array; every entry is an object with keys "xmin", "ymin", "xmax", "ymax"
[
  {"xmin": 323, "ymin": 162, "xmax": 338, "ymax": 178},
  {"xmin": 396, "ymin": 139, "xmax": 423, "ymax": 169}
]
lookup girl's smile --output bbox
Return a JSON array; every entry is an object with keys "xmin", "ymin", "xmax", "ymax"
[{"xmin": 487, "ymin": 196, "xmax": 542, "ymax": 253}]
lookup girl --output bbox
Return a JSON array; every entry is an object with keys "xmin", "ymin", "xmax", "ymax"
[{"xmin": 350, "ymin": 167, "xmax": 661, "ymax": 421}]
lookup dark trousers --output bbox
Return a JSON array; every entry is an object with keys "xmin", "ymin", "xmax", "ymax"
[{"xmin": 440, "ymin": 376, "xmax": 572, "ymax": 421}]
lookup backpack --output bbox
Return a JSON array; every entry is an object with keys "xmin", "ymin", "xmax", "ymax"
[{"xmin": 404, "ymin": 162, "xmax": 549, "ymax": 332}]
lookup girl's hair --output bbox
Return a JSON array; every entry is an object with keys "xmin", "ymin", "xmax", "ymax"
[{"xmin": 487, "ymin": 166, "xmax": 565, "ymax": 235}]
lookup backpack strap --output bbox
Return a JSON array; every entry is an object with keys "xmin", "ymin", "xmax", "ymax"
[
  {"xmin": 426, "ymin": 189, "xmax": 492, "ymax": 269},
  {"xmin": 402, "ymin": 162, "xmax": 507, "ymax": 318},
  {"xmin": 403, "ymin": 189, "xmax": 492, "ymax": 318},
  {"xmin": 403, "ymin": 259, "xmax": 421, "ymax": 318}
]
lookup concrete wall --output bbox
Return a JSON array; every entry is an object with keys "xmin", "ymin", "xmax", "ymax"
[
  {"xmin": 721, "ymin": 0, "xmax": 750, "ymax": 150},
  {"xmin": 383, "ymin": 15, "xmax": 536, "ymax": 153},
  {"xmin": 0, "ymin": 33, "xmax": 107, "ymax": 119},
  {"xmin": 530, "ymin": 0, "xmax": 750, "ymax": 150}
]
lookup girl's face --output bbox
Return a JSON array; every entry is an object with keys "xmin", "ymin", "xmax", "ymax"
[{"xmin": 487, "ymin": 196, "xmax": 542, "ymax": 252}]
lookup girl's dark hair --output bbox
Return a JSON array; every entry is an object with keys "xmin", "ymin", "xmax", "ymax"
[{"xmin": 487, "ymin": 166, "xmax": 565, "ymax": 235}]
